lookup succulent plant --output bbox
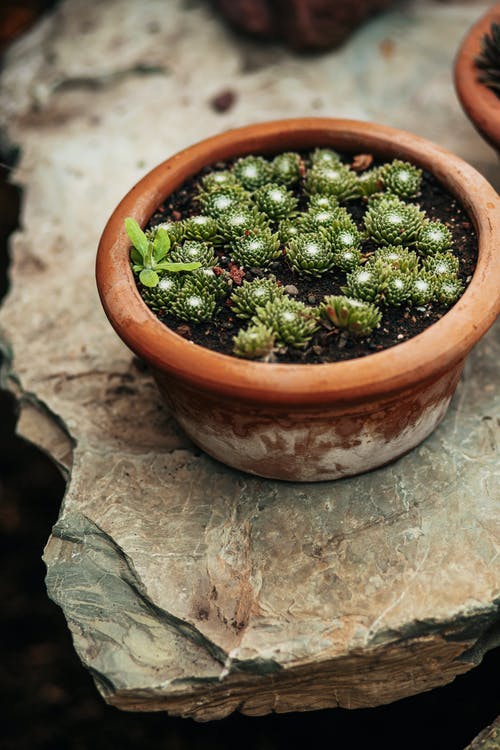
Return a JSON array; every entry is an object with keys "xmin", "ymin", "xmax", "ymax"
[
  {"xmin": 188, "ymin": 267, "xmax": 230, "ymax": 299},
  {"xmin": 423, "ymin": 252, "xmax": 459, "ymax": 277},
  {"xmin": 170, "ymin": 283, "xmax": 217, "ymax": 323},
  {"xmin": 307, "ymin": 194, "xmax": 340, "ymax": 211},
  {"xmin": 410, "ymin": 272, "xmax": 436, "ymax": 306},
  {"xmin": 170, "ymin": 240, "xmax": 216, "ymax": 266},
  {"xmin": 254, "ymin": 183, "xmax": 298, "ymax": 220},
  {"xmin": 233, "ymin": 322, "xmax": 276, "ymax": 360},
  {"xmin": 233, "ymin": 155, "xmax": 272, "ymax": 189},
  {"xmin": 319, "ymin": 295, "xmax": 381, "ymax": 336},
  {"xmin": 271, "ymin": 152, "xmax": 302, "ymax": 186},
  {"xmin": 201, "ymin": 170, "xmax": 238, "ymax": 191},
  {"xmin": 328, "ymin": 223, "xmax": 362, "ymax": 254},
  {"xmin": 364, "ymin": 199, "xmax": 425, "ymax": 246},
  {"xmin": 230, "ymin": 277, "xmax": 285, "ymax": 319},
  {"xmin": 300, "ymin": 205, "xmax": 346, "ymax": 232},
  {"xmin": 380, "ymin": 159, "xmax": 422, "ymax": 198},
  {"xmin": 434, "ymin": 276, "xmax": 464, "ymax": 305},
  {"xmin": 415, "ymin": 220, "xmax": 453, "ymax": 256},
  {"xmin": 218, "ymin": 206, "xmax": 270, "ymax": 240},
  {"xmin": 199, "ymin": 187, "xmax": 250, "ymax": 218},
  {"xmin": 126, "ymin": 217, "xmax": 201, "ymax": 287},
  {"xmin": 357, "ymin": 167, "xmax": 382, "ymax": 197},
  {"xmin": 368, "ymin": 245, "xmax": 419, "ymax": 276},
  {"xmin": 182, "ymin": 214, "xmax": 221, "ymax": 243},
  {"xmin": 305, "ymin": 164, "xmax": 360, "ymax": 201},
  {"xmin": 254, "ymin": 297, "xmax": 318, "ymax": 348},
  {"xmin": 343, "ymin": 260, "xmax": 412, "ymax": 306},
  {"xmin": 278, "ymin": 219, "xmax": 302, "ymax": 245},
  {"xmin": 310, "ymin": 148, "xmax": 341, "ymax": 168},
  {"xmin": 150, "ymin": 219, "xmax": 185, "ymax": 245},
  {"xmin": 230, "ymin": 230, "xmax": 281, "ymax": 268},
  {"xmin": 286, "ymin": 234, "xmax": 335, "ymax": 276},
  {"xmin": 141, "ymin": 273, "xmax": 181, "ymax": 311},
  {"xmin": 475, "ymin": 22, "xmax": 500, "ymax": 95},
  {"xmin": 332, "ymin": 246, "xmax": 363, "ymax": 272}
]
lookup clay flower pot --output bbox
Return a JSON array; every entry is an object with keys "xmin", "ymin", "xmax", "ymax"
[
  {"xmin": 96, "ymin": 118, "xmax": 500, "ymax": 482},
  {"xmin": 455, "ymin": 4, "xmax": 500, "ymax": 152}
]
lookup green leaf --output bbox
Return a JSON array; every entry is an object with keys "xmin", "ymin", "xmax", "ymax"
[
  {"xmin": 125, "ymin": 217, "xmax": 148, "ymax": 259},
  {"xmin": 130, "ymin": 247, "xmax": 143, "ymax": 265},
  {"xmin": 157, "ymin": 261, "xmax": 202, "ymax": 273},
  {"xmin": 153, "ymin": 228, "xmax": 170, "ymax": 262},
  {"xmin": 132, "ymin": 264, "xmax": 143, "ymax": 273},
  {"xmin": 139, "ymin": 268, "xmax": 159, "ymax": 287}
]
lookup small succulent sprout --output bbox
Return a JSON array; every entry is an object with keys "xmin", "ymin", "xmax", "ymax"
[
  {"xmin": 416, "ymin": 220, "xmax": 453, "ymax": 256},
  {"xmin": 328, "ymin": 223, "xmax": 362, "ymax": 254},
  {"xmin": 201, "ymin": 170, "xmax": 238, "ymax": 191},
  {"xmin": 300, "ymin": 205, "xmax": 345, "ymax": 232},
  {"xmin": 230, "ymin": 277, "xmax": 285, "ymax": 319},
  {"xmin": 423, "ymin": 252, "xmax": 459, "ymax": 277},
  {"xmin": 189, "ymin": 267, "xmax": 230, "ymax": 299},
  {"xmin": 307, "ymin": 194, "xmax": 340, "ymax": 211},
  {"xmin": 254, "ymin": 183, "xmax": 298, "ymax": 221},
  {"xmin": 305, "ymin": 164, "xmax": 360, "ymax": 201},
  {"xmin": 231, "ymin": 230, "xmax": 281, "ymax": 268},
  {"xmin": 364, "ymin": 200, "xmax": 425, "ymax": 246},
  {"xmin": 366, "ymin": 191, "xmax": 403, "ymax": 209},
  {"xmin": 278, "ymin": 218, "xmax": 302, "ymax": 245},
  {"xmin": 150, "ymin": 219, "xmax": 185, "ymax": 245},
  {"xmin": 218, "ymin": 206, "xmax": 270, "ymax": 240},
  {"xmin": 170, "ymin": 283, "xmax": 217, "ymax": 323},
  {"xmin": 319, "ymin": 295, "xmax": 381, "ymax": 336},
  {"xmin": 125, "ymin": 217, "xmax": 201, "ymax": 288},
  {"xmin": 342, "ymin": 266, "xmax": 380, "ymax": 303},
  {"xmin": 182, "ymin": 214, "xmax": 221, "ymax": 242},
  {"xmin": 410, "ymin": 272, "xmax": 436, "ymax": 305},
  {"xmin": 271, "ymin": 152, "xmax": 302, "ymax": 186},
  {"xmin": 233, "ymin": 155, "xmax": 272, "ymax": 190},
  {"xmin": 332, "ymin": 246, "xmax": 363, "ymax": 273},
  {"xmin": 357, "ymin": 167, "xmax": 383, "ymax": 197},
  {"xmin": 286, "ymin": 234, "xmax": 335, "ymax": 276},
  {"xmin": 199, "ymin": 187, "xmax": 250, "ymax": 218},
  {"xmin": 380, "ymin": 159, "xmax": 423, "ymax": 198},
  {"xmin": 434, "ymin": 276, "xmax": 464, "ymax": 305},
  {"xmin": 170, "ymin": 240, "xmax": 216, "ymax": 267},
  {"xmin": 141, "ymin": 273, "xmax": 181, "ymax": 311},
  {"xmin": 254, "ymin": 297, "xmax": 318, "ymax": 348},
  {"xmin": 233, "ymin": 322, "xmax": 276, "ymax": 360},
  {"xmin": 369, "ymin": 245, "xmax": 419, "ymax": 276},
  {"xmin": 310, "ymin": 148, "xmax": 342, "ymax": 168},
  {"xmin": 382, "ymin": 271, "xmax": 414, "ymax": 306}
]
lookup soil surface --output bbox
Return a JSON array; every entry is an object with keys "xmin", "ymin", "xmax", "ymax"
[{"xmin": 144, "ymin": 152, "xmax": 477, "ymax": 365}]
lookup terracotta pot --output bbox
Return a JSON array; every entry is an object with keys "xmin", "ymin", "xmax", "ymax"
[
  {"xmin": 455, "ymin": 4, "xmax": 500, "ymax": 152},
  {"xmin": 96, "ymin": 118, "xmax": 500, "ymax": 482}
]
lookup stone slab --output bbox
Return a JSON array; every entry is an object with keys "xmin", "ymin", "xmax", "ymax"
[{"xmin": 0, "ymin": 0, "xmax": 498, "ymax": 720}]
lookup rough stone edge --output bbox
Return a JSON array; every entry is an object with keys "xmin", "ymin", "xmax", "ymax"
[{"xmin": 466, "ymin": 716, "xmax": 500, "ymax": 750}]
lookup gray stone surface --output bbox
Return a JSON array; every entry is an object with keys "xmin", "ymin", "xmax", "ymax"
[{"xmin": 0, "ymin": 0, "xmax": 499, "ymax": 721}]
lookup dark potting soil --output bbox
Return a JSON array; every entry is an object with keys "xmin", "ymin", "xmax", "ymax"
[{"xmin": 143, "ymin": 153, "xmax": 478, "ymax": 365}]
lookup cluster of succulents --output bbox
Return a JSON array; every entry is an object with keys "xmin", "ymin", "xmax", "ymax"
[
  {"xmin": 126, "ymin": 149, "xmax": 467, "ymax": 361},
  {"xmin": 476, "ymin": 22, "xmax": 500, "ymax": 95}
]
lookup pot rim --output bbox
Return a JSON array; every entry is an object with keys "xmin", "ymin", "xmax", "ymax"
[
  {"xmin": 96, "ymin": 117, "xmax": 500, "ymax": 406},
  {"xmin": 454, "ymin": 3, "xmax": 500, "ymax": 150}
]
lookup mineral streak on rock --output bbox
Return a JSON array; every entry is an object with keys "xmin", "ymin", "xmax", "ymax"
[{"xmin": 0, "ymin": 0, "xmax": 498, "ymax": 722}]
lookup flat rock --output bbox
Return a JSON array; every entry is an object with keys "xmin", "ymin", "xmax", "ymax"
[{"xmin": 0, "ymin": 0, "xmax": 498, "ymax": 721}]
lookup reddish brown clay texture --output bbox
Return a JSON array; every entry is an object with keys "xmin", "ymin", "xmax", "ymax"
[
  {"xmin": 96, "ymin": 119, "xmax": 500, "ymax": 482},
  {"xmin": 455, "ymin": 4, "xmax": 500, "ymax": 152}
]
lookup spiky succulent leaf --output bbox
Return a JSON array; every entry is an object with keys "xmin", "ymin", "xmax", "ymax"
[
  {"xmin": 423, "ymin": 252, "xmax": 459, "ymax": 277},
  {"xmin": 271, "ymin": 152, "xmax": 301, "ymax": 186},
  {"xmin": 310, "ymin": 148, "xmax": 341, "ymax": 168},
  {"xmin": 218, "ymin": 207, "xmax": 270, "ymax": 240},
  {"xmin": 254, "ymin": 298, "xmax": 318, "ymax": 348},
  {"xmin": 305, "ymin": 164, "xmax": 360, "ymax": 201},
  {"xmin": 182, "ymin": 215, "xmax": 221, "ymax": 242},
  {"xmin": 233, "ymin": 323, "xmax": 276, "ymax": 359},
  {"xmin": 286, "ymin": 234, "xmax": 335, "ymax": 276},
  {"xmin": 254, "ymin": 183, "xmax": 298, "ymax": 220},
  {"xmin": 319, "ymin": 295, "xmax": 381, "ymax": 336},
  {"xmin": 201, "ymin": 170, "xmax": 238, "ymax": 191},
  {"xmin": 233, "ymin": 156, "xmax": 272, "ymax": 189},
  {"xmin": 171, "ymin": 284, "xmax": 217, "ymax": 323},
  {"xmin": 416, "ymin": 220, "xmax": 453, "ymax": 256},
  {"xmin": 170, "ymin": 240, "xmax": 216, "ymax": 266},
  {"xmin": 141, "ymin": 274, "xmax": 181, "ymax": 310},
  {"xmin": 357, "ymin": 167, "xmax": 383, "ymax": 197},
  {"xmin": 364, "ymin": 200, "xmax": 425, "ymax": 245},
  {"xmin": 380, "ymin": 159, "xmax": 422, "ymax": 198},
  {"xmin": 231, "ymin": 231, "xmax": 281, "ymax": 268},
  {"xmin": 230, "ymin": 277, "xmax": 285, "ymax": 319},
  {"xmin": 199, "ymin": 187, "xmax": 250, "ymax": 218}
]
